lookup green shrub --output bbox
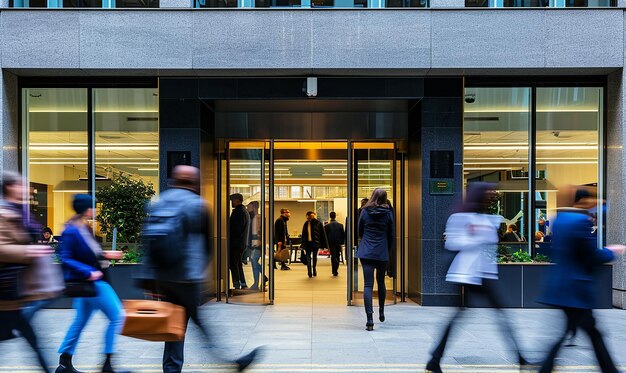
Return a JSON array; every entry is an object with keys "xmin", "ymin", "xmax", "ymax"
[
  {"xmin": 534, "ymin": 253, "xmax": 551, "ymax": 263},
  {"xmin": 511, "ymin": 249, "xmax": 532, "ymax": 263}
]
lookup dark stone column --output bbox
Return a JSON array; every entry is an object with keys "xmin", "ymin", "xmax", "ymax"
[{"xmin": 409, "ymin": 77, "xmax": 463, "ymax": 306}]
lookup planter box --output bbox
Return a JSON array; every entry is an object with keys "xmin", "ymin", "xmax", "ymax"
[
  {"xmin": 47, "ymin": 264, "xmax": 145, "ymax": 309},
  {"xmin": 464, "ymin": 263, "xmax": 613, "ymax": 309}
]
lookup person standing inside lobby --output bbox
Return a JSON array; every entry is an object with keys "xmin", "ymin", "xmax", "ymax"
[
  {"xmin": 274, "ymin": 208, "xmax": 291, "ymax": 271},
  {"xmin": 229, "ymin": 193, "xmax": 249, "ymax": 290},
  {"xmin": 301, "ymin": 211, "xmax": 328, "ymax": 278},
  {"xmin": 324, "ymin": 211, "xmax": 345, "ymax": 277}
]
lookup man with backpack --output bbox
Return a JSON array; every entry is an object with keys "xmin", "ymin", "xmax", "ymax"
[{"xmin": 139, "ymin": 165, "xmax": 260, "ymax": 373}]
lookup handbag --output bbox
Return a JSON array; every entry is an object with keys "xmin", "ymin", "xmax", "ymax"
[
  {"xmin": 64, "ymin": 281, "xmax": 97, "ymax": 298},
  {"xmin": 0, "ymin": 264, "xmax": 26, "ymax": 301},
  {"xmin": 299, "ymin": 248, "xmax": 308, "ymax": 265},
  {"xmin": 274, "ymin": 244, "xmax": 290, "ymax": 263},
  {"xmin": 121, "ymin": 299, "xmax": 187, "ymax": 342}
]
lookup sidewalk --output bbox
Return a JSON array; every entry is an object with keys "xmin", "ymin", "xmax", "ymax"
[{"xmin": 2, "ymin": 301, "xmax": 626, "ymax": 372}]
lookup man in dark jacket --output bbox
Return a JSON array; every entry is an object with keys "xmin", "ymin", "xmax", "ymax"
[
  {"xmin": 274, "ymin": 208, "xmax": 291, "ymax": 271},
  {"xmin": 229, "ymin": 193, "xmax": 249, "ymax": 289},
  {"xmin": 301, "ymin": 211, "xmax": 328, "ymax": 278},
  {"xmin": 537, "ymin": 188, "xmax": 624, "ymax": 373},
  {"xmin": 324, "ymin": 211, "xmax": 345, "ymax": 276},
  {"xmin": 140, "ymin": 166, "xmax": 259, "ymax": 373}
]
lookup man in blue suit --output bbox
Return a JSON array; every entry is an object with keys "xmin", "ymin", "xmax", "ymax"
[{"xmin": 538, "ymin": 188, "xmax": 625, "ymax": 373}]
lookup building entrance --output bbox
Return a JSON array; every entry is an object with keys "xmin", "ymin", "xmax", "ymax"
[{"xmin": 220, "ymin": 141, "xmax": 403, "ymax": 305}]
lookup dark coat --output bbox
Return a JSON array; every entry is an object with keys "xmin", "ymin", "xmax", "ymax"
[
  {"xmin": 301, "ymin": 218, "xmax": 328, "ymax": 250},
  {"xmin": 229, "ymin": 204, "xmax": 250, "ymax": 252},
  {"xmin": 274, "ymin": 216, "xmax": 290, "ymax": 245},
  {"xmin": 137, "ymin": 188, "xmax": 211, "ymax": 283},
  {"xmin": 324, "ymin": 220, "xmax": 345, "ymax": 247},
  {"xmin": 356, "ymin": 207, "xmax": 394, "ymax": 262},
  {"xmin": 538, "ymin": 208, "xmax": 615, "ymax": 309},
  {"xmin": 58, "ymin": 224, "xmax": 102, "ymax": 282}
]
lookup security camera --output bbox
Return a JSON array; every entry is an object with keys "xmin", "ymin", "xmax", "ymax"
[
  {"xmin": 306, "ymin": 77, "xmax": 317, "ymax": 98},
  {"xmin": 464, "ymin": 94, "xmax": 476, "ymax": 104}
]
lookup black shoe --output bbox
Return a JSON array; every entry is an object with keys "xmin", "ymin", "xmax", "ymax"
[
  {"xmin": 56, "ymin": 353, "xmax": 84, "ymax": 373},
  {"xmin": 280, "ymin": 265, "xmax": 291, "ymax": 270},
  {"xmin": 313, "ymin": 269, "xmax": 317, "ymax": 277},
  {"xmin": 366, "ymin": 313, "xmax": 374, "ymax": 331},
  {"xmin": 379, "ymin": 307, "xmax": 385, "ymax": 322},
  {"xmin": 236, "ymin": 346, "xmax": 263, "ymax": 371},
  {"xmin": 425, "ymin": 359, "xmax": 442, "ymax": 373},
  {"xmin": 308, "ymin": 272, "xmax": 312, "ymax": 278},
  {"xmin": 102, "ymin": 353, "xmax": 131, "ymax": 373},
  {"xmin": 333, "ymin": 273, "xmax": 338, "ymax": 276}
]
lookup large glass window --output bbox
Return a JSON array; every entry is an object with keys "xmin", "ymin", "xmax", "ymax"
[
  {"xmin": 23, "ymin": 87, "xmax": 159, "ymax": 243},
  {"xmin": 463, "ymin": 85, "xmax": 603, "ymax": 257},
  {"xmin": 11, "ymin": 0, "xmax": 158, "ymax": 7},
  {"xmin": 24, "ymin": 88, "xmax": 88, "ymax": 237},
  {"xmin": 463, "ymin": 87, "xmax": 531, "ymax": 254}
]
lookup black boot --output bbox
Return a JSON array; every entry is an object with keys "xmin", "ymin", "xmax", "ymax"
[
  {"xmin": 55, "ymin": 353, "xmax": 84, "ymax": 373},
  {"xmin": 236, "ymin": 346, "xmax": 263, "ymax": 371},
  {"xmin": 366, "ymin": 313, "xmax": 374, "ymax": 331},
  {"xmin": 425, "ymin": 359, "xmax": 442, "ymax": 373},
  {"xmin": 379, "ymin": 306, "xmax": 385, "ymax": 322},
  {"xmin": 313, "ymin": 267, "xmax": 317, "ymax": 277},
  {"xmin": 102, "ymin": 354, "xmax": 131, "ymax": 373}
]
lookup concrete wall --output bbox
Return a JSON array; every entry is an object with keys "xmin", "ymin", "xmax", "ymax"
[{"xmin": 0, "ymin": 9, "xmax": 622, "ymax": 74}]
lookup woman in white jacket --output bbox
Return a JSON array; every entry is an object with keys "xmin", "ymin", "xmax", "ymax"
[{"xmin": 425, "ymin": 182, "xmax": 529, "ymax": 373}]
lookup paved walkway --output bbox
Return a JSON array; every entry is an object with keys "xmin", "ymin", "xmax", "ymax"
[{"xmin": 2, "ymin": 301, "xmax": 626, "ymax": 372}]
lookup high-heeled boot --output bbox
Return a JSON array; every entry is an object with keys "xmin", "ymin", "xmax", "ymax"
[
  {"xmin": 379, "ymin": 306, "xmax": 385, "ymax": 322},
  {"xmin": 366, "ymin": 313, "xmax": 374, "ymax": 331},
  {"xmin": 101, "ymin": 354, "xmax": 131, "ymax": 373},
  {"xmin": 55, "ymin": 353, "xmax": 84, "ymax": 373}
]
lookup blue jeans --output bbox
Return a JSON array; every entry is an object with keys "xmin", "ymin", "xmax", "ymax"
[
  {"xmin": 250, "ymin": 247, "xmax": 262, "ymax": 286},
  {"xmin": 58, "ymin": 280, "xmax": 124, "ymax": 355}
]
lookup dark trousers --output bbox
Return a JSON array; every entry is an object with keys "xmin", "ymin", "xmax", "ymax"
[
  {"xmin": 158, "ymin": 281, "xmax": 222, "ymax": 373},
  {"xmin": 229, "ymin": 246, "xmax": 246, "ymax": 288},
  {"xmin": 0, "ymin": 310, "xmax": 48, "ymax": 372},
  {"xmin": 539, "ymin": 307, "xmax": 617, "ymax": 373},
  {"xmin": 430, "ymin": 279, "xmax": 523, "ymax": 364},
  {"xmin": 330, "ymin": 245, "xmax": 342, "ymax": 275},
  {"xmin": 304, "ymin": 243, "xmax": 318, "ymax": 276},
  {"xmin": 360, "ymin": 258, "xmax": 387, "ymax": 315}
]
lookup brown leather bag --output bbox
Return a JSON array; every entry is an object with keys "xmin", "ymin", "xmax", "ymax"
[
  {"xmin": 121, "ymin": 300, "xmax": 186, "ymax": 342},
  {"xmin": 273, "ymin": 243, "xmax": 290, "ymax": 263}
]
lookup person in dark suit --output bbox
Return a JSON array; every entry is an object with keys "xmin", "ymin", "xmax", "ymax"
[
  {"xmin": 537, "ymin": 188, "xmax": 625, "ymax": 373},
  {"xmin": 274, "ymin": 209, "xmax": 291, "ymax": 271},
  {"xmin": 301, "ymin": 211, "xmax": 328, "ymax": 278},
  {"xmin": 324, "ymin": 212, "xmax": 345, "ymax": 276},
  {"xmin": 229, "ymin": 193, "xmax": 249, "ymax": 289},
  {"xmin": 356, "ymin": 189, "xmax": 394, "ymax": 331}
]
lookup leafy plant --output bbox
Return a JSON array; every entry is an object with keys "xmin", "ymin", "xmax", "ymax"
[
  {"xmin": 511, "ymin": 249, "xmax": 532, "ymax": 263},
  {"xmin": 533, "ymin": 253, "xmax": 551, "ymax": 263},
  {"xmin": 96, "ymin": 172, "xmax": 155, "ymax": 244}
]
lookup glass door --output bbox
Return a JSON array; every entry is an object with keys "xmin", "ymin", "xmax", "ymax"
[
  {"xmin": 348, "ymin": 142, "xmax": 397, "ymax": 306},
  {"xmin": 226, "ymin": 141, "xmax": 270, "ymax": 304}
]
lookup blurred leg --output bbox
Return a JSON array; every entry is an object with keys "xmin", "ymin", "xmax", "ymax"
[
  {"xmin": 229, "ymin": 247, "xmax": 241, "ymax": 288},
  {"xmin": 573, "ymin": 308, "xmax": 618, "ymax": 373},
  {"xmin": 429, "ymin": 306, "xmax": 466, "ymax": 366},
  {"xmin": 539, "ymin": 308, "xmax": 570, "ymax": 373},
  {"xmin": 330, "ymin": 245, "xmax": 340, "ymax": 275},
  {"xmin": 58, "ymin": 297, "xmax": 95, "ymax": 356},
  {"xmin": 375, "ymin": 260, "xmax": 387, "ymax": 308},
  {"xmin": 94, "ymin": 281, "xmax": 124, "ymax": 354},
  {"xmin": 236, "ymin": 248, "xmax": 247, "ymax": 287},
  {"xmin": 481, "ymin": 279, "xmax": 525, "ymax": 356},
  {"xmin": 250, "ymin": 247, "xmax": 262, "ymax": 287}
]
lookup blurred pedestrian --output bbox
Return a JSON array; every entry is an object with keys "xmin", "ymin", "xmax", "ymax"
[
  {"xmin": 139, "ymin": 165, "xmax": 260, "ymax": 373},
  {"xmin": 301, "ymin": 211, "xmax": 328, "ymax": 278},
  {"xmin": 0, "ymin": 171, "xmax": 61, "ymax": 372},
  {"xmin": 356, "ymin": 188, "xmax": 394, "ymax": 331},
  {"xmin": 324, "ymin": 211, "xmax": 344, "ymax": 277},
  {"xmin": 537, "ymin": 187, "xmax": 625, "ymax": 373},
  {"xmin": 55, "ymin": 194, "xmax": 129, "ymax": 373},
  {"xmin": 39, "ymin": 227, "xmax": 58, "ymax": 244},
  {"xmin": 426, "ymin": 182, "xmax": 529, "ymax": 373},
  {"xmin": 247, "ymin": 201, "xmax": 266, "ymax": 291},
  {"xmin": 229, "ymin": 193, "xmax": 249, "ymax": 290}
]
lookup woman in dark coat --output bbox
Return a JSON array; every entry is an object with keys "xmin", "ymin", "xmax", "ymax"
[{"xmin": 356, "ymin": 188, "xmax": 394, "ymax": 331}]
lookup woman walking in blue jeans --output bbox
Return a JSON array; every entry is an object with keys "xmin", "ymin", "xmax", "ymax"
[
  {"xmin": 55, "ymin": 194, "xmax": 129, "ymax": 373},
  {"xmin": 356, "ymin": 188, "xmax": 394, "ymax": 331}
]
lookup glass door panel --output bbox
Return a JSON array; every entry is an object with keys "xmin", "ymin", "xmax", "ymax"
[
  {"xmin": 226, "ymin": 141, "xmax": 269, "ymax": 304},
  {"xmin": 350, "ymin": 142, "xmax": 397, "ymax": 306}
]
